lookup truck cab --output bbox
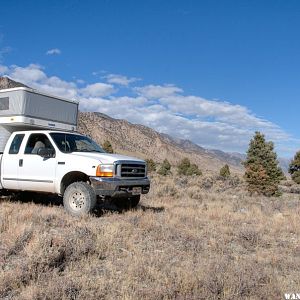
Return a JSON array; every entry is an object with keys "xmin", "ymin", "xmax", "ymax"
[{"xmin": 0, "ymin": 130, "xmax": 150, "ymax": 215}]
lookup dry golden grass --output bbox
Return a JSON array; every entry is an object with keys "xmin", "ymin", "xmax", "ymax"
[{"xmin": 0, "ymin": 174, "xmax": 300, "ymax": 299}]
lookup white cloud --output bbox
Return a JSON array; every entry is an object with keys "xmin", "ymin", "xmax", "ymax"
[
  {"xmin": 78, "ymin": 93, "xmax": 291, "ymax": 152},
  {"xmin": 103, "ymin": 73, "xmax": 140, "ymax": 86},
  {"xmin": 46, "ymin": 48, "xmax": 61, "ymax": 55},
  {"xmin": 80, "ymin": 82, "xmax": 115, "ymax": 97},
  {"xmin": 0, "ymin": 63, "xmax": 298, "ymax": 155},
  {"xmin": 76, "ymin": 79, "xmax": 85, "ymax": 84},
  {"xmin": 135, "ymin": 84, "xmax": 183, "ymax": 99},
  {"xmin": 158, "ymin": 95, "xmax": 279, "ymax": 130},
  {"xmin": 9, "ymin": 64, "xmax": 47, "ymax": 82},
  {"xmin": 0, "ymin": 65, "xmax": 8, "ymax": 74},
  {"xmin": 0, "ymin": 64, "xmax": 77, "ymax": 98}
]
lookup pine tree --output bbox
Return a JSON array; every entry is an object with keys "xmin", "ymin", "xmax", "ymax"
[
  {"xmin": 289, "ymin": 151, "xmax": 300, "ymax": 184},
  {"xmin": 186, "ymin": 163, "xmax": 202, "ymax": 176},
  {"xmin": 145, "ymin": 158, "xmax": 157, "ymax": 172},
  {"xmin": 219, "ymin": 164, "xmax": 230, "ymax": 178},
  {"xmin": 177, "ymin": 158, "xmax": 191, "ymax": 175},
  {"xmin": 102, "ymin": 140, "xmax": 114, "ymax": 153},
  {"xmin": 243, "ymin": 132, "xmax": 284, "ymax": 196},
  {"xmin": 177, "ymin": 158, "xmax": 202, "ymax": 176},
  {"xmin": 157, "ymin": 159, "xmax": 171, "ymax": 176}
]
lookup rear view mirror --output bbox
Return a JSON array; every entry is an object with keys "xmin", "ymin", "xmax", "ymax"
[{"xmin": 37, "ymin": 148, "xmax": 55, "ymax": 158}]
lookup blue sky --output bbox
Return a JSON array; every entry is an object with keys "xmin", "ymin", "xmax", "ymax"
[{"xmin": 0, "ymin": 0, "xmax": 300, "ymax": 156}]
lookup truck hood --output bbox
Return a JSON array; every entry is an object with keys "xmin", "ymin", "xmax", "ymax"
[{"xmin": 69, "ymin": 152, "xmax": 145, "ymax": 164}]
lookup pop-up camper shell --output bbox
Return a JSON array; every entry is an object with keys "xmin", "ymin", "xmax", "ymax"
[{"xmin": 0, "ymin": 87, "xmax": 79, "ymax": 152}]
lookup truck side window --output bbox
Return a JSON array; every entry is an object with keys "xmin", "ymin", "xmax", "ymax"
[
  {"xmin": 25, "ymin": 133, "xmax": 55, "ymax": 155},
  {"xmin": 9, "ymin": 134, "xmax": 25, "ymax": 154}
]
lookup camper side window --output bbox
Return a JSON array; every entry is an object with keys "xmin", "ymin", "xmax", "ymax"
[
  {"xmin": 9, "ymin": 134, "xmax": 25, "ymax": 154},
  {"xmin": 25, "ymin": 134, "xmax": 55, "ymax": 155},
  {"xmin": 0, "ymin": 97, "xmax": 9, "ymax": 110}
]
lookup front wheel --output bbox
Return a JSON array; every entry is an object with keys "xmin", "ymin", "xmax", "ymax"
[
  {"xmin": 63, "ymin": 182, "xmax": 96, "ymax": 216},
  {"xmin": 114, "ymin": 195, "xmax": 140, "ymax": 210}
]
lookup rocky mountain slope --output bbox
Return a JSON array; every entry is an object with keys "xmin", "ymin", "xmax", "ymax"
[
  {"xmin": 0, "ymin": 77, "xmax": 28, "ymax": 89},
  {"xmin": 78, "ymin": 112, "xmax": 243, "ymax": 172}
]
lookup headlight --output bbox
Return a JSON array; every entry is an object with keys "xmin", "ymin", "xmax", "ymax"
[{"xmin": 96, "ymin": 164, "xmax": 114, "ymax": 177}]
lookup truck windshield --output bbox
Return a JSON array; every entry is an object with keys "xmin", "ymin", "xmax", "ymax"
[{"xmin": 50, "ymin": 133, "xmax": 105, "ymax": 153}]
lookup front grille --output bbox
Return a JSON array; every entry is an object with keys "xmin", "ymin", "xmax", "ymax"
[{"xmin": 120, "ymin": 163, "xmax": 146, "ymax": 178}]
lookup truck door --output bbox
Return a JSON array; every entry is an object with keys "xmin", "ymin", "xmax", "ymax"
[
  {"xmin": 18, "ymin": 133, "xmax": 57, "ymax": 193},
  {"xmin": 1, "ymin": 133, "xmax": 25, "ymax": 190}
]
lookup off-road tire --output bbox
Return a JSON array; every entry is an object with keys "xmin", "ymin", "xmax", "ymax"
[
  {"xmin": 114, "ymin": 195, "xmax": 140, "ymax": 210},
  {"xmin": 63, "ymin": 182, "xmax": 96, "ymax": 216}
]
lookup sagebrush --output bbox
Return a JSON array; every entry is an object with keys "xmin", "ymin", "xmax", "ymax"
[{"xmin": 0, "ymin": 174, "xmax": 299, "ymax": 299}]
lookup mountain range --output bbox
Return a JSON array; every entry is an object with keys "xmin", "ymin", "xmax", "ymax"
[{"xmin": 78, "ymin": 112, "xmax": 244, "ymax": 173}]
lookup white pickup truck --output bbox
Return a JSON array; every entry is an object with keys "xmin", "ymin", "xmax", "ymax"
[{"xmin": 0, "ymin": 130, "xmax": 150, "ymax": 215}]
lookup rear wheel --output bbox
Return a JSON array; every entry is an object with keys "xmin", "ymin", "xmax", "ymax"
[
  {"xmin": 114, "ymin": 195, "xmax": 140, "ymax": 210},
  {"xmin": 63, "ymin": 182, "xmax": 96, "ymax": 216}
]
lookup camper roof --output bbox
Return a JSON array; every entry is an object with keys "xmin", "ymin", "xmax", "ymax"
[{"xmin": 0, "ymin": 87, "xmax": 79, "ymax": 105}]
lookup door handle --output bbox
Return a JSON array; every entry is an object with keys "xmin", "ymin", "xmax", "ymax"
[{"xmin": 19, "ymin": 159, "xmax": 23, "ymax": 167}]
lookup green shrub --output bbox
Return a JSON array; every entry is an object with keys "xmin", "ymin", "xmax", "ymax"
[
  {"xmin": 145, "ymin": 159, "xmax": 157, "ymax": 172},
  {"xmin": 102, "ymin": 140, "xmax": 114, "ymax": 153},
  {"xmin": 289, "ymin": 151, "xmax": 300, "ymax": 184},
  {"xmin": 157, "ymin": 159, "xmax": 171, "ymax": 176},
  {"xmin": 219, "ymin": 164, "xmax": 230, "ymax": 178},
  {"xmin": 177, "ymin": 158, "xmax": 202, "ymax": 176}
]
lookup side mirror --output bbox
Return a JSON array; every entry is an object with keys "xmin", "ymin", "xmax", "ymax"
[{"xmin": 37, "ymin": 148, "xmax": 55, "ymax": 158}]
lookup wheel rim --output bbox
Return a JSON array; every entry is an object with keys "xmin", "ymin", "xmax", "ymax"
[{"xmin": 69, "ymin": 191, "xmax": 86, "ymax": 211}]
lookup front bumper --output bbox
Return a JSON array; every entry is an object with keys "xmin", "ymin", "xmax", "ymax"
[{"xmin": 89, "ymin": 176, "xmax": 150, "ymax": 197}]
